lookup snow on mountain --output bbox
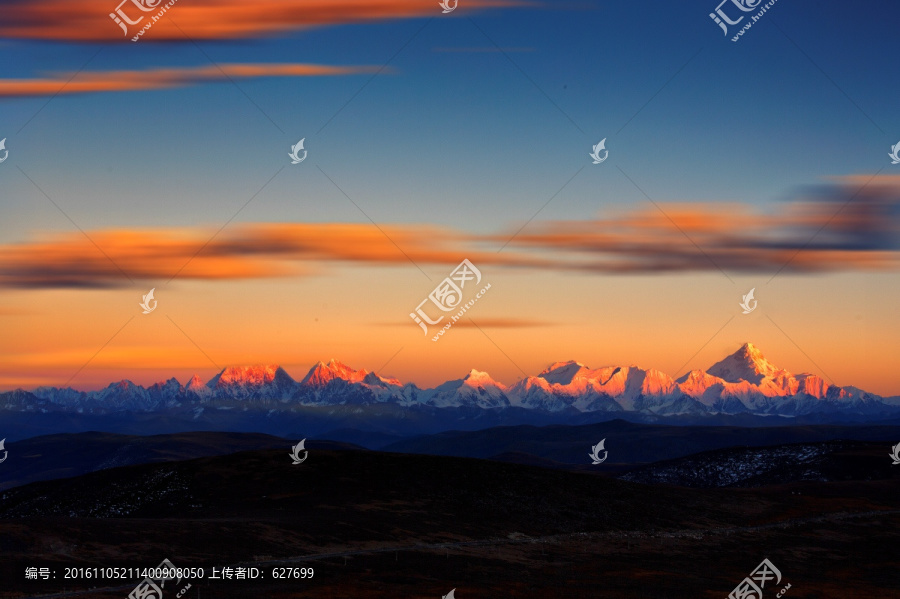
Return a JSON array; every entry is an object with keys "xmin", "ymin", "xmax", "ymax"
[
  {"xmin": 185, "ymin": 374, "xmax": 209, "ymax": 398},
  {"xmin": 420, "ymin": 369, "xmax": 511, "ymax": 409},
  {"xmin": 706, "ymin": 342, "xmax": 781, "ymax": 384},
  {"xmin": 205, "ymin": 365, "xmax": 296, "ymax": 401},
  {"xmin": 671, "ymin": 343, "xmax": 887, "ymax": 416},
  {"xmin": 620, "ymin": 441, "xmax": 851, "ymax": 488},
  {"xmin": 509, "ymin": 362, "xmax": 681, "ymax": 414},
  {"xmin": 509, "ymin": 361, "xmax": 613, "ymax": 412},
  {"xmin": 675, "ymin": 370, "xmax": 728, "ymax": 404},
  {"xmin": 296, "ymin": 359, "xmax": 409, "ymax": 405},
  {"xmin": 508, "ymin": 343, "xmax": 896, "ymax": 417},
  {"xmin": 89, "ymin": 380, "xmax": 157, "ymax": 412},
  {"xmin": 208, "ymin": 364, "xmax": 283, "ymax": 390},
  {"xmin": 539, "ymin": 361, "xmax": 588, "ymax": 386},
  {"xmin": 508, "ymin": 374, "xmax": 577, "ymax": 412},
  {"xmin": 880, "ymin": 394, "xmax": 900, "ymax": 406},
  {"xmin": 593, "ymin": 366, "xmax": 681, "ymax": 412},
  {"xmin": 300, "ymin": 359, "xmax": 368, "ymax": 387},
  {"xmin": 32, "ymin": 385, "xmax": 88, "ymax": 409},
  {"xmin": 1, "ymin": 389, "xmax": 50, "ymax": 412},
  {"xmin": 146, "ymin": 377, "xmax": 186, "ymax": 409},
  {"xmin": 2, "ymin": 344, "xmax": 897, "ymax": 418}
]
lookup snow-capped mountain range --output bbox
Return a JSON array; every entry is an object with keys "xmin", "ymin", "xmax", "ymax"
[{"xmin": 2, "ymin": 344, "xmax": 898, "ymax": 418}]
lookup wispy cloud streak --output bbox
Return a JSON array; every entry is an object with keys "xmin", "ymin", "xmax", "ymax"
[
  {"xmin": 0, "ymin": 63, "xmax": 381, "ymax": 97},
  {"xmin": 0, "ymin": 0, "xmax": 520, "ymax": 42},
  {"xmin": 1, "ymin": 176, "xmax": 897, "ymax": 289}
]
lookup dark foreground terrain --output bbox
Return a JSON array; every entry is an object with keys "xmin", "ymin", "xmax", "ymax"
[
  {"xmin": 0, "ymin": 431, "xmax": 358, "ymax": 492},
  {"xmin": 0, "ymin": 443, "xmax": 898, "ymax": 598},
  {"xmin": 7, "ymin": 420, "xmax": 899, "ymax": 493}
]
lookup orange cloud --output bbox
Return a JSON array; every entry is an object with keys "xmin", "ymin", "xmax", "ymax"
[
  {"xmin": 0, "ymin": 0, "xmax": 521, "ymax": 43},
  {"xmin": 379, "ymin": 317, "xmax": 552, "ymax": 329},
  {"xmin": 0, "ymin": 224, "xmax": 543, "ymax": 289},
  {"xmin": 1, "ymin": 175, "xmax": 898, "ymax": 289},
  {"xmin": 435, "ymin": 318, "xmax": 552, "ymax": 329},
  {"xmin": 500, "ymin": 175, "xmax": 900, "ymax": 274},
  {"xmin": 0, "ymin": 63, "xmax": 381, "ymax": 97}
]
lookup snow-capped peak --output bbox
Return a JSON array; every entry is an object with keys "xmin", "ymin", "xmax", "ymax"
[
  {"xmin": 300, "ymin": 359, "xmax": 368, "ymax": 387},
  {"xmin": 5, "ymin": 344, "xmax": 895, "ymax": 419},
  {"xmin": 186, "ymin": 375, "xmax": 205, "ymax": 391},
  {"xmin": 706, "ymin": 342, "xmax": 783, "ymax": 384},
  {"xmin": 538, "ymin": 360, "xmax": 588, "ymax": 385},
  {"xmin": 421, "ymin": 369, "xmax": 510, "ymax": 409},
  {"xmin": 207, "ymin": 364, "xmax": 285, "ymax": 389},
  {"xmin": 463, "ymin": 369, "xmax": 504, "ymax": 387}
]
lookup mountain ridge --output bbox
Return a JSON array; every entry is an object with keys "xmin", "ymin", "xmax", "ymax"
[{"xmin": 5, "ymin": 343, "xmax": 898, "ymax": 419}]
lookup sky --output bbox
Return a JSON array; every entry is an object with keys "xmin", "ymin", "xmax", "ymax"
[{"xmin": 0, "ymin": 0, "xmax": 898, "ymax": 394}]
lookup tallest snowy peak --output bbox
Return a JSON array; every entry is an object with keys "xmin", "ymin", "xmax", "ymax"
[{"xmin": 706, "ymin": 342, "xmax": 782, "ymax": 384}]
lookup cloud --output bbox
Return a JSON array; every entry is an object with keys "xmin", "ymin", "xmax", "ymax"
[
  {"xmin": 380, "ymin": 318, "xmax": 552, "ymax": 329},
  {"xmin": 0, "ymin": 223, "xmax": 543, "ymax": 289},
  {"xmin": 437, "ymin": 318, "xmax": 552, "ymax": 329},
  {"xmin": 0, "ymin": 0, "xmax": 521, "ymax": 43},
  {"xmin": 0, "ymin": 176, "xmax": 897, "ymax": 289},
  {"xmin": 498, "ymin": 175, "xmax": 900, "ymax": 274},
  {"xmin": 0, "ymin": 63, "xmax": 381, "ymax": 97}
]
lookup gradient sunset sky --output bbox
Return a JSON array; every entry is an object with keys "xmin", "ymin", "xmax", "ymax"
[{"xmin": 0, "ymin": 0, "xmax": 898, "ymax": 394}]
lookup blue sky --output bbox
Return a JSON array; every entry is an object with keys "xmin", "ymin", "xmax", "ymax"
[
  {"xmin": 2, "ymin": 0, "xmax": 896, "ymax": 239},
  {"xmin": 1, "ymin": 0, "xmax": 899, "ymax": 393}
]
